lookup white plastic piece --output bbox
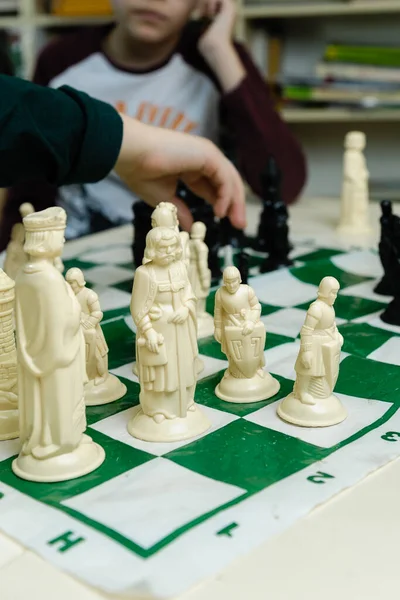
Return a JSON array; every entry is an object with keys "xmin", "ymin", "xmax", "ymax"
[
  {"xmin": 128, "ymin": 226, "xmax": 211, "ymax": 442},
  {"xmin": 277, "ymin": 276, "xmax": 347, "ymax": 427},
  {"xmin": 337, "ymin": 131, "xmax": 371, "ymax": 235},
  {"xmin": 66, "ymin": 268, "xmax": 127, "ymax": 406},
  {"xmin": 3, "ymin": 203, "xmax": 35, "ymax": 281},
  {"xmin": 189, "ymin": 221, "xmax": 214, "ymax": 338},
  {"xmin": 0, "ymin": 270, "xmax": 18, "ymax": 440},
  {"xmin": 214, "ymin": 266, "xmax": 280, "ymax": 403},
  {"xmin": 12, "ymin": 207, "xmax": 105, "ymax": 482}
]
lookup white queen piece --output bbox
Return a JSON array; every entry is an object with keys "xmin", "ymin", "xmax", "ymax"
[{"xmin": 12, "ymin": 207, "xmax": 105, "ymax": 482}]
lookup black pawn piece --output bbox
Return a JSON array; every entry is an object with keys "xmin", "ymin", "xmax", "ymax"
[
  {"xmin": 237, "ymin": 250, "xmax": 250, "ymax": 285},
  {"xmin": 132, "ymin": 200, "xmax": 153, "ymax": 267},
  {"xmin": 381, "ymin": 218, "xmax": 400, "ymax": 325},
  {"xmin": 375, "ymin": 200, "xmax": 398, "ymax": 296},
  {"xmin": 259, "ymin": 157, "xmax": 293, "ymax": 273}
]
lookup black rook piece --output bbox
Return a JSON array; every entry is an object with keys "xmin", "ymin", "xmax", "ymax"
[
  {"xmin": 381, "ymin": 217, "xmax": 400, "ymax": 326},
  {"xmin": 375, "ymin": 200, "xmax": 399, "ymax": 297},
  {"xmin": 259, "ymin": 156, "xmax": 293, "ymax": 273},
  {"xmin": 132, "ymin": 200, "xmax": 153, "ymax": 267}
]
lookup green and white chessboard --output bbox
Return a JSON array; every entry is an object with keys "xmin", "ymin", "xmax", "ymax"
[{"xmin": 1, "ymin": 232, "xmax": 400, "ymax": 599}]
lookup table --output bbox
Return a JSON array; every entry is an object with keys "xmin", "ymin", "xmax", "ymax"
[{"xmin": 1, "ymin": 196, "xmax": 397, "ymax": 600}]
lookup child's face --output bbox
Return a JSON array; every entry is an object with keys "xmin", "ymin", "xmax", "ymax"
[{"xmin": 112, "ymin": 0, "xmax": 198, "ymax": 43}]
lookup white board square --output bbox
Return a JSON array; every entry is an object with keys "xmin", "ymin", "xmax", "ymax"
[
  {"xmin": 244, "ymin": 393, "xmax": 390, "ymax": 448},
  {"xmin": 366, "ymin": 316, "xmax": 400, "ymax": 335},
  {"xmin": 368, "ymin": 337, "xmax": 400, "ymax": 366},
  {"xmin": 331, "ymin": 250, "xmax": 382, "ymax": 278},
  {"xmin": 198, "ymin": 354, "xmax": 228, "ymax": 379},
  {"xmin": 91, "ymin": 286, "xmax": 131, "ymax": 312},
  {"xmin": 341, "ymin": 281, "xmax": 391, "ymax": 304},
  {"xmin": 0, "ymin": 438, "xmax": 20, "ymax": 462},
  {"xmin": 261, "ymin": 308, "xmax": 308, "ymax": 339},
  {"xmin": 250, "ymin": 270, "xmax": 317, "ymax": 307},
  {"xmin": 63, "ymin": 458, "xmax": 244, "ymax": 549},
  {"xmin": 91, "ymin": 404, "xmax": 238, "ymax": 457},
  {"xmin": 80, "ymin": 245, "xmax": 132, "ymax": 265},
  {"xmin": 83, "ymin": 265, "xmax": 132, "ymax": 286},
  {"xmin": 110, "ymin": 362, "xmax": 138, "ymax": 384}
]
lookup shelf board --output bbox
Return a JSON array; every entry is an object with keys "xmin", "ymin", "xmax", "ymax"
[
  {"xmin": 34, "ymin": 14, "xmax": 114, "ymax": 27},
  {"xmin": 242, "ymin": 1, "xmax": 400, "ymax": 18},
  {"xmin": 281, "ymin": 107, "xmax": 400, "ymax": 122}
]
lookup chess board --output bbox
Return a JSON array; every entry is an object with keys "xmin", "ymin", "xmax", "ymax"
[{"xmin": 1, "ymin": 230, "xmax": 400, "ymax": 599}]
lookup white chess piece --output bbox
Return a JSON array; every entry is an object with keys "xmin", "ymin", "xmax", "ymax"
[
  {"xmin": 189, "ymin": 221, "xmax": 214, "ymax": 338},
  {"xmin": 214, "ymin": 266, "xmax": 280, "ymax": 403},
  {"xmin": 66, "ymin": 268, "xmax": 127, "ymax": 406},
  {"xmin": 128, "ymin": 226, "xmax": 211, "ymax": 442},
  {"xmin": 12, "ymin": 207, "xmax": 105, "ymax": 482},
  {"xmin": 337, "ymin": 131, "xmax": 371, "ymax": 235},
  {"xmin": 278, "ymin": 276, "xmax": 347, "ymax": 427},
  {"xmin": 3, "ymin": 203, "xmax": 35, "ymax": 280},
  {"xmin": 0, "ymin": 270, "xmax": 18, "ymax": 440}
]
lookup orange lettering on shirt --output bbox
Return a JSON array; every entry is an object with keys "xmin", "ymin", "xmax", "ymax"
[
  {"xmin": 148, "ymin": 104, "xmax": 159, "ymax": 124},
  {"xmin": 136, "ymin": 102, "xmax": 147, "ymax": 121},
  {"xmin": 184, "ymin": 120, "xmax": 198, "ymax": 133},
  {"xmin": 115, "ymin": 101, "xmax": 127, "ymax": 114},
  {"xmin": 170, "ymin": 112, "xmax": 185, "ymax": 130},
  {"xmin": 159, "ymin": 107, "xmax": 172, "ymax": 127}
]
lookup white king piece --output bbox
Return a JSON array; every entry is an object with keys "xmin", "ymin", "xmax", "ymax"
[{"xmin": 12, "ymin": 207, "xmax": 105, "ymax": 482}]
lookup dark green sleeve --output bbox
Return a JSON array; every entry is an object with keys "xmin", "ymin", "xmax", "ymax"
[{"xmin": 0, "ymin": 74, "xmax": 123, "ymax": 188}]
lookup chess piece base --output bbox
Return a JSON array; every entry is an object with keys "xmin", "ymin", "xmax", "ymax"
[
  {"xmin": 215, "ymin": 369, "xmax": 280, "ymax": 403},
  {"xmin": 127, "ymin": 404, "xmax": 211, "ymax": 442},
  {"xmin": 380, "ymin": 299, "xmax": 400, "ymax": 326},
  {"xmin": 197, "ymin": 312, "xmax": 215, "ymax": 339},
  {"xmin": 0, "ymin": 409, "xmax": 19, "ymax": 441},
  {"xmin": 374, "ymin": 275, "xmax": 394, "ymax": 296},
  {"xmin": 84, "ymin": 373, "xmax": 127, "ymax": 406},
  {"xmin": 260, "ymin": 256, "xmax": 293, "ymax": 274},
  {"xmin": 277, "ymin": 391, "xmax": 347, "ymax": 427},
  {"xmin": 12, "ymin": 435, "xmax": 105, "ymax": 483}
]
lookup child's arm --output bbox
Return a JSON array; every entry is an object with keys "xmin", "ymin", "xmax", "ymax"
[
  {"xmin": 0, "ymin": 74, "xmax": 245, "ymax": 226},
  {"xmin": 197, "ymin": 0, "xmax": 307, "ymax": 204}
]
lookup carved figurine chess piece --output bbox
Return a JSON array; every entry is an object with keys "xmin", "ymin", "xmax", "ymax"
[
  {"xmin": 3, "ymin": 202, "xmax": 35, "ymax": 280},
  {"xmin": 214, "ymin": 266, "xmax": 280, "ymax": 403},
  {"xmin": 278, "ymin": 276, "xmax": 347, "ymax": 427},
  {"xmin": 337, "ymin": 131, "xmax": 371, "ymax": 236},
  {"xmin": 12, "ymin": 207, "xmax": 105, "ymax": 482},
  {"xmin": 66, "ymin": 268, "xmax": 127, "ymax": 406},
  {"xmin": 128, "ymin": 226, "xmax": 211, "ymax": 442},
  {"xmin": 0, "ymin": 270, "xmax": 18, "ymax": 440},
  {"xmin": 189, "ymin": 221, "xmax": 214, "ymax": 338}
]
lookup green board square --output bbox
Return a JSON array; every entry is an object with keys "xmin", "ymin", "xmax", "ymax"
[
  {"xmin": 0, "ymin": 429, "xmax": 154, "ymax": 504},
  {"xmin": 335, "ymin": 355, "xmax": 400, "ymax": 404},
  {"xmin": 114, "ymin": 279, "xmax": 133, "ymax": 294},
  {"xmin": 86, "ymin": 378, "xmax": 140, "ymax": 426},
  {"xmin": 294, "ymin": 248, "xmax": 346, "ymax": 263},
  {"xmin": 291, "ymin": 261, "xmax": 372, "ymax": 290},
  {"xmin": 166, "ymin": 419, "xmax": 328, "ymax": 492},
  {"xmin": 196, "ymin": 372, "xmax": 292, "ymax": 417},
  {"xmin": 198, "ymin": 330, "xmax": 294, "ymax": 360},
  {"xmin": 102, "ymin": 306, "xmax": 131, "ymax": 322},
  {"xmin": 63, "ymin": 258, "xmax": 98, "ymax": 272},
  {"xmin": 102, "ymin": 318, "xmax": 135, "ymax": 369},
  {"xmin": 339, "ymin": 322, "xmax": 396, "ymax": 358}
]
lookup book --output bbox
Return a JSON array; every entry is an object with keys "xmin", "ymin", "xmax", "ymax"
[
  {"xmin": 316, "ymin": 62, "xmax": 400, "ymax": 84},
  {"xmin": 283, "ymin": 83, "xmax": 400, "ymax": 106},
  {"xmin": 325, "ymin": 43, "xmax": 400, "ymax": 68}
]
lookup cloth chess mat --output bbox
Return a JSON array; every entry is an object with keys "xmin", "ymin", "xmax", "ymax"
[{"xmin": 1, "ymin": 236, "xmax": 400, "ymax": 598}]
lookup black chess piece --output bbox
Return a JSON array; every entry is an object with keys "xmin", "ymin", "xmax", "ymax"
[
  {"xmin": 381, "ymin": 218, "xmax": 400, "ymax": 325},
  {"xmin": 132, "ymin": 200, "xmax": 152, "ymax": 267},
  {"xmin": 375, "ymin": 200, "xmax": 399, "ymax": 296},
  {"xmin": 237, "ymin": 250, "xmax": 250, "ymax": 285},
  {"xmin": 259, "ymin": 157, "xmax": 293, "ymax": 273},
  {"xmin": 176, "ymin": 182, "xmax": 221, "ymax": 280}
]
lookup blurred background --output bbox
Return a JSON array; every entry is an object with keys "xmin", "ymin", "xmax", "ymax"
[{"xmin": 1, "ymin": 0, "xmax": 400, "ymax": 203}]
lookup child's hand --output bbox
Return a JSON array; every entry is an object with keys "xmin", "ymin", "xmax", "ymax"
[
  {"xmin": 115, "ymin": 115, "xmax": 246, "ymax": 232},
  {"xmin": 197, "ymin": 0, "xmax": 236, "ymax": 53}
]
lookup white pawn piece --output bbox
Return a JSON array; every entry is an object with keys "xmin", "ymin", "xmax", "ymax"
[
  {"xmin": 3, "ymin": 202, "xmax": 35, "ymax": 280},
  {"xmin": 12, "ymin": 207, "xmax": 105, "ymax": 482},
  {"xmin": 128, "ymin": 226, "xmax": 211, "ymax": 442},
  {"xmin": 337, "ymin": 131, "xmax": 371, "ymax": 236},
  {"xmin": 214, "ymin": 266, "xmax": 280, "ymax": 403},
  {"xmin": 0, "ymin": 270, "xmax": 18, "ymax": 440},
  {"xmin": 66, "ymin": 268, "xmax": 127, "ymax": 406},
  {"xmin": 189, "ymin": 222, "xmax": 214, "ymax": 338},
  {"xmin": 278, "ymin": 276, "xmax": 347, "ymax": 427}
]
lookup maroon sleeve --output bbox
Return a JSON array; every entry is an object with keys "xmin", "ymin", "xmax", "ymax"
[
  {"xmin": 221, "ymin": 43, "xmax": 307, "ymax": 204},
  {"xmin": 0, "ymin": 27, "xmax": 109, "ymax": 251}
]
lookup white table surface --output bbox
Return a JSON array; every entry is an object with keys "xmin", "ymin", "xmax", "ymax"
[{"xmin": 1, "ymin": 196, "xmax": 396, "ymax": 600}]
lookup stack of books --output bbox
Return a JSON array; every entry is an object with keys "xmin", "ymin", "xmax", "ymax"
[
  {"xmin": 282, "ymin": 43, "xmax": 400, "ymax": 109},
  {"xmin": 48, "ymin": 0, "xmax": 112, "ymax": 16}
]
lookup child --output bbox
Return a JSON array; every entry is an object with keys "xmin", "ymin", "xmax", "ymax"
[
  {"xmin": 1, "ymin": 0, "xmax": 305, "ymax": 245},
  {"xmin": 0, "ymin": 74, "xmax": 245, "ymax": 227}
]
